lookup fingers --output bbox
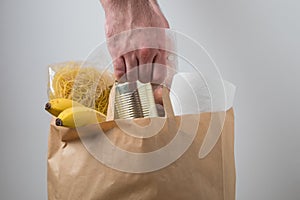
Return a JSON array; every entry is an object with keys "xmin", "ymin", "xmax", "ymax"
[
  {"xmin": 113, "ymin": 49, "xmax": 168, "ymax": 87},
  {"xmin": 113, "ymin": 57, "xmax": 126, "ymax": 82},
  {"xmin": 113, "ymin": 49, "xmax": 167, "ymax": 106},
  {"xmin": 152, "ymin": 50, "xmax": 167, "ymax": 85},
  {"xmin": 124, "ymin": 52, "xmax": 138, "ymax": 82},
  {"xmin": 138, "ymin": 48, "xmax": 157, "ymax": 83},
  {"xmin": 113, "ymin": 52, "xmax": 139, "ymax": 83}
]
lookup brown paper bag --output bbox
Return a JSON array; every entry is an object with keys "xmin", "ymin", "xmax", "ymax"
[{"xmin": 47, "ymin": 88, "xmax": 235, "ymax": 200}]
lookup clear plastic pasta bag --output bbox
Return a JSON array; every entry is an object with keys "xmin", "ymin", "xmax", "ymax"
[{"xmin": 47, "ymin": 61, "xmax": 114, "ymax": 115}]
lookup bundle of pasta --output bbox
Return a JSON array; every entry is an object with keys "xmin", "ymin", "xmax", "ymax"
[{"xmin": 48, "ymin": 61, "xmax": 114, "ymax": 115}]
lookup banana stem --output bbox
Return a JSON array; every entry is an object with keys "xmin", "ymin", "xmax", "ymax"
[
  {"xmin": 45, "ymin": 102, "xmax": 51, "ymax": 110},
  {"xmin": 56, "ymin": 118, "xmax": 63, "ymax": 126}
]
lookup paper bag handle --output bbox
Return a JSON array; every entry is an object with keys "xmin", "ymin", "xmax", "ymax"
[{"xmin": 161, "ymin": 86, "xmax": 175, "ymax": 118}]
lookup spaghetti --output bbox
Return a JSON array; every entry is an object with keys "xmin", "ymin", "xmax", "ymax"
[{"xmin": 49, "ymin": 61, "xmax": 114, "ymax": 115}]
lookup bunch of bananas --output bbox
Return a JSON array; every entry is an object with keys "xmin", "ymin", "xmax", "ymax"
[{"xmin": 45, "ymin": 98, "xmax": 106, "ymax": 128}]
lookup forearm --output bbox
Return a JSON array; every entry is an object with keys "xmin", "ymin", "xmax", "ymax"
[
  {"xmin": 100, "ymin": 0, "xmax": 159, "ymax": 16},
  {"xmin": 100, "ymin": 0, "xmax": 157, "ymax": 7}
]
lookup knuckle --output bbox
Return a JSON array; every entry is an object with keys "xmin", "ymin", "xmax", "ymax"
[
  {"xmin": 130, "ymin": 53, "xmax": 136, "ymax": 61},
  {"xmin": 114, "ymin": 65, "xmax": 124, "ymax": 71},
  {"xmin": 125, "ymin": 52, "xmax": 136, "ymax": 60},
  {"xmin": 115, "ymin": 70, "xmax": 125, "ymax": 80},
  {"xmin": 113, "ymin": 58, "xmax": 125, "ymax": 69},
  {"xmin": 139, "ymin": 48, "xmax": 155, "ymax": 61}
]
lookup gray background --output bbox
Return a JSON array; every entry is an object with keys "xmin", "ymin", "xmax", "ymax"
[{"xmin": 0, "ymin": 0, "xmax": 299, "ymax": 199}]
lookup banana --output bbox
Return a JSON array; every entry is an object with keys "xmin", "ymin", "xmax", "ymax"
[
  {"xmin": 55, "ymin": 106, "xmax": 106, "ymax": 128},
  {"xmin": 45, "ymin": 98, "xmax": 83, "ymax": 117}
]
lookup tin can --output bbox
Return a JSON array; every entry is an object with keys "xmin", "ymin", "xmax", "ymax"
[{"xmin": 114, "ymin": 81, "xmax": 158, "ymax": 119}]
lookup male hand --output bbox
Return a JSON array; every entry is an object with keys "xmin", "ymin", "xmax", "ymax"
[{"xmin": 100, "ymin": 0, "xmax": 170, "ymax": 104}]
